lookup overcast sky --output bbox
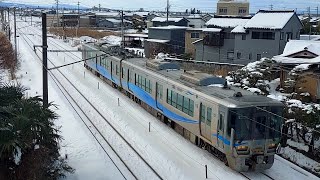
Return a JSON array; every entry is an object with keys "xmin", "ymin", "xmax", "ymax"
[{"xmin": 3, "ymin": 0, "xmax": 320, "ymax": 12}]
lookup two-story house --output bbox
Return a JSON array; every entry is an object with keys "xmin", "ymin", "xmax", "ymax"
[
  {"xmin": 193, "ymin": 10, "xmax": 303, "ymax": 65},
  {"xmin": 217, "ymin": 0, "xmax": 250, "ymax": 16}
]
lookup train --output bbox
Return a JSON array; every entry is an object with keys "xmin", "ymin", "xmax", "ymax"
[{"xmin": 82, "ymin": 42, "xmax": 284, "ymax": 172}]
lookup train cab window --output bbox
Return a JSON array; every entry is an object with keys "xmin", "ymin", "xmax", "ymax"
[
  {"xmin": 200, "ymin": 104, "xmax": 206, "ymax": 122},
  {"xmin": 207, "ymin": 107, "xmax": 212, "ymax": 126}
]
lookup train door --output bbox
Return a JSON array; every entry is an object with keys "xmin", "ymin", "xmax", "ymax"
[
  {"xmin": 200, "ymin": 103, "xmax": 211, "ymax": 140},
  {"xmin": 155, "ymin": 82, "xmax": 163, "ymax": 111},
  {"xmin": 217, "ymin": 111, "xmax": 225, "ymax": 149},
  {"xmin": 127, "ymin": 69, "xmax": 130, "ymax": 90}
]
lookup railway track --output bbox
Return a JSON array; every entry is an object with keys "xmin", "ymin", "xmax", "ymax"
[
  {"xmin": 17, "ymin": 23, "xmax": 163, "ymax": 180},
  {"xmin": 240, "ymin": 172, "xmax": 275, "ymax": 180}
]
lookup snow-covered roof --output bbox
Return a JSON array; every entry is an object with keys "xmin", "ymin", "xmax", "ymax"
[
  {"xmin": 205, "ymin": 17, "xmax": 249, "ymax": 28},
  {"xmin": 149, "ymin": 26, "xmax": 189, "ymax": 30},
  {"xmin": 282, "ymin": 40, "xmax": 320, "ymax": 56},
  {"xmin": 202, "ymin": 28, "xmax": 222, "ymax": 32},
  {"xmin": 95, "ymin": 12, "xmax": 120, "ymax": 17},
  {"xmin": 231, "ymin": 25, "xmax": 246, "ymax": 33},
  {"xmin": 124, "ymin": 34, "xmax": 148, "ymax": 38},
  {"xmin": 151, "ymin": 17, "xmax": 185, "ymax": 22},
  {"xmin": 274, "ymin": 40, "xmax": 320, "ymax": 64},
  {"xmin": 145, "ymin": 39, "xmax": 170, "ymax": 43},
  {"xmin": 244, "ymin": 10, "xmax": 296, "ymax": 30}
]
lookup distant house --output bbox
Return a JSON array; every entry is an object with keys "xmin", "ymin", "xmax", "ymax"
[
  {"xmin": 144, "ymin": 26, "xmax": 188, "ymax": 58},
  {"xmin": 97, "ymin": 18, "xmax": 132, "ymax": 29},
  {"xmin": 123, "ymin": 33, "xmax": 148, "ymax": 48},
  {"xmin": 217, "ymin": 0, "xmax": 250, "ymax": 16},
  {"xmin": 273, "ymin": 40, "xmax": 320, "ymax": 102},
  {"xmin": 151, "ymin": 17, "xmax": 189, "ymax": 27},
  {"xmin": 194, "ymin": 10, "xmax": 303, "ymax": 65},
  {"xmin": 186, "ymin": 14, "xmax": 207, "ymax": 28}
]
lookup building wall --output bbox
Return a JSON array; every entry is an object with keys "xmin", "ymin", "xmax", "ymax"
[
  {"xmin": 187, "ymin": 18, "xmax": 206, "ymax": 28},
  {"xmin": 217, "ymin": 0, "xmax": 249, "ymax": 16},
  {"xmin": 185, "ymin": 30, "xmax": 204, "ymax": 58}
]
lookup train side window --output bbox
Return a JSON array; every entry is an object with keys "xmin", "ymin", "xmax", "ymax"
[
  {"xmin": 134, "ymin": 74, "xmax": 137, "ymax": 85},
  {"xmin": 177, "ymin": 94, "xmax": 183, "ymax": 111},
  {"xmin": 167, "ymin": 89, "xmax": 171, "ymax": 104},
  {"xmin": 200, "ymin": 104, "xmax": 206, "ymax": 122},
  {"xmin": 189, "ymin": 100, "xmax": 194, "ymax": 117},
  {"xmin": 116, "ymin": 65, "xmax": 119, "ymax": 75},
  {"xmin": 219, "ymin": 114, "xmax": 224, "ymax": 131},
  {"xmin": 157, "ymin": 84, "xmax": 163, "ymax": 100},
  {"xmin": 207, "ymin": 107, "xmax": 212, "ymax": 126},
  {"xmin": 148, "ymin": 80, "xmax": 152, "ymax": 93},
  {"xmin": 122, "ymin": 68, "xmax": 125, "ymax": 78},
  {"xmin": 172, "ymin": 91, "xmax": 177, "ymax": 107},
  {"xmin": 183, "ymin": 98, "xmax": 189, "ymax": 114}
]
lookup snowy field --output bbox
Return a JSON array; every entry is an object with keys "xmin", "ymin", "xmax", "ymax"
[{"xmin": 8, "ymin": 17, "xmax": 320, "ymax": 180}]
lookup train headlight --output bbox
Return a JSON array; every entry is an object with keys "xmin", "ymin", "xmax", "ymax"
[
  {"xmin": 236, "ymin": 145, "xmax": 248, "ymax": 151},
  {"xmin": 268, "ymin": 143, "xmax": 276, "ymax": 149}
]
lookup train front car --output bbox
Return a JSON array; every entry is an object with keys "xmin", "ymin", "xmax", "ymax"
[{"xmin": 225, "ymin": 105, "xmax": 283, "ymax": 172}]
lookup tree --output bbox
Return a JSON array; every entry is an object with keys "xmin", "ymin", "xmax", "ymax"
[{"xmin": 0, "ymin": 83, "xmax": 73, "ymax": 179}]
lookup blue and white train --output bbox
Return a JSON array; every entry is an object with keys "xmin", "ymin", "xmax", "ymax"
[{"xmin": 82, "ymin": 43, "xmax": 284, "ymax": 172}]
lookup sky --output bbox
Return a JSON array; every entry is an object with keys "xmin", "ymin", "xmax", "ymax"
[{"xmin": 3, "ymin": 0, "xmax": 320, "ymax": 13}]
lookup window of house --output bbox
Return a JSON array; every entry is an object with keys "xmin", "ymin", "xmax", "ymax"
[
  {"xmin": 286, "ymin": 32, "xmax": 293, "ymax": 41},
  {"xmin": 249, "ymin": 53, "xmax": 252, "ymax": 60},
  {"xmin": 191, "ymin": 32, "xmax": 200, "ymax": 39},
  {"xmin": 280, "ymin": 32, "xmax": 284, "ymax": 40},
  {"xmin": 227, "ymin": 51, "xmax": 234, "ymax": 60},
  {"xmin": 219, "ymin": 8, "xmax": 227, "ymax": 14},
  {"xmin": 262, "ymin": 32, "xmax": 275, "ymax": 40},
  {"xmin": 239, "ymin": 8, "xmax": 247, "ymax": 14},
  {"xmin": 257, "ymin": 54, "xmax": 262, "ymax": 61},
  {"xmin": 296, "ymin": 32, "xmax": 299, "ymax": 39},
  {"xmin": 242, "ymin": 34, "xmax": 246, "ymax": 40},
  {"xmin": 252, "ymin": 32, "xmax": 260, "ymax": 39},
  {"xmin": 237, "ymin": 52, "xmax": 242, "ymax": 59}
]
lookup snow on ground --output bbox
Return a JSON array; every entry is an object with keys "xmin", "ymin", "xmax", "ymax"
[
  {"xmin": 125, "ymin": 47, "xmax": 145, "ymax": 57},
  {"xmin": 101, "ymin": 35, "xmax": 122, "ymax": 45},
  {"xmin": 12, "ymin": 17, "xmax": 320, "ymax": 180}
]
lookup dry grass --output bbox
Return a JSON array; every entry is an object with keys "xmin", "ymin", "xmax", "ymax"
[{"xmin": 48, "ymin": 27, "xmax": 120, "ymax": 39}]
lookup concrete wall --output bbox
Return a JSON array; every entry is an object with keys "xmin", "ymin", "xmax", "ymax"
[{"xmin": 217, "ymin": 1, "xmax": 249, "ymax": 16}]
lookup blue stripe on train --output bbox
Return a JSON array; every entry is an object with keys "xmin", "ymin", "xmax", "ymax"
[{"xmin": 212, "ymin": 134, "xmax": 247, "ymax": 147}]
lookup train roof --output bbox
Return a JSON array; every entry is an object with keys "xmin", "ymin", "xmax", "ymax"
[{"xmin": 124, "ymin": 58, "xmax": 283, "ymax": 108}]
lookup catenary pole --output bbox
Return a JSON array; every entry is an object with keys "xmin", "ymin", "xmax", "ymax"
[
  {"xmin": 42, "ymin": 13, "xmax": 48, "ymax": 108},
  {"xmin": 14, "ymin": 8, "xmax": 17, "ymax": 61}
]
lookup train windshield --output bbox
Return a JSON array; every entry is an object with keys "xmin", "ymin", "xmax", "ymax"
[{"xmin": 228, "ymin": 107, "xmax": 283, "ymax": 141}]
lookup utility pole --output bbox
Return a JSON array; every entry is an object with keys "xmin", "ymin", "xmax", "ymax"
[
  {"xmin": 166, "ymin": 0, "xmax": 170, "ymax": 26},
  {"xmin": 316, "ymin": 6, "xmax": 319, "ymax": 17},
  {"xmin": 42, "ymin": 13, "xmax": 48, "ymax": 108},
  {"xmin": 14, "ymin": 8, "xmax": 17, "ymax": 61},
  {"xmin": 77, "ymin": 1, "xmax": 80, "ymax": 31},
  {"xmin": 270, "ymin": 4, "xmax": 273, "ymax": 10},
  {"xmin": 7, "ymin": 8, "xmax": 10, "ymax": 41},
  {"xmin": 121, "ymin": 10, "xmax": 124, "ymax": 48},
  {"xmin": 308, "ymin": 7, "xmax": 311, "ymax": 40},
  {"xmin": 30, "ymin": 8, "xmax": 33, "ymax": 25},
  {"xmin": 56, "ymin": 0, "xmax": 59, "ymax": 27},
  {"xmin": 99, "ymin": 4, "xmax": 101, "ymax": 12}
]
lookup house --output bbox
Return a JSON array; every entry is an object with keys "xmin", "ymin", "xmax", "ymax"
[
  {"xmin": 185, "ymin": 28, "xmax": 224, "ymax": 58},
  {"xmin": 97, "ymin": 18, "xmax": 132, "ymax": 29},
  {"xmin": 273, "ymin": 40, "xmax": 320, "ymax": 102},
  {"xmin": 151, "ymin": 17, "xmax": 189, "ymax": 27},
  {"xmin": 193, "ymin": 10, "xmax": 303, "ymax": 65},
  {"xmin": 217, "ymin": 0, "xmax": 250, "ymax": 16},
  {"xmin": 186, "ymin": 14, "xmax": 207, "ymax": 28},
  {"xmin": 144, "ymin": 26, "xmax": 188, "ymax": 58}
]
